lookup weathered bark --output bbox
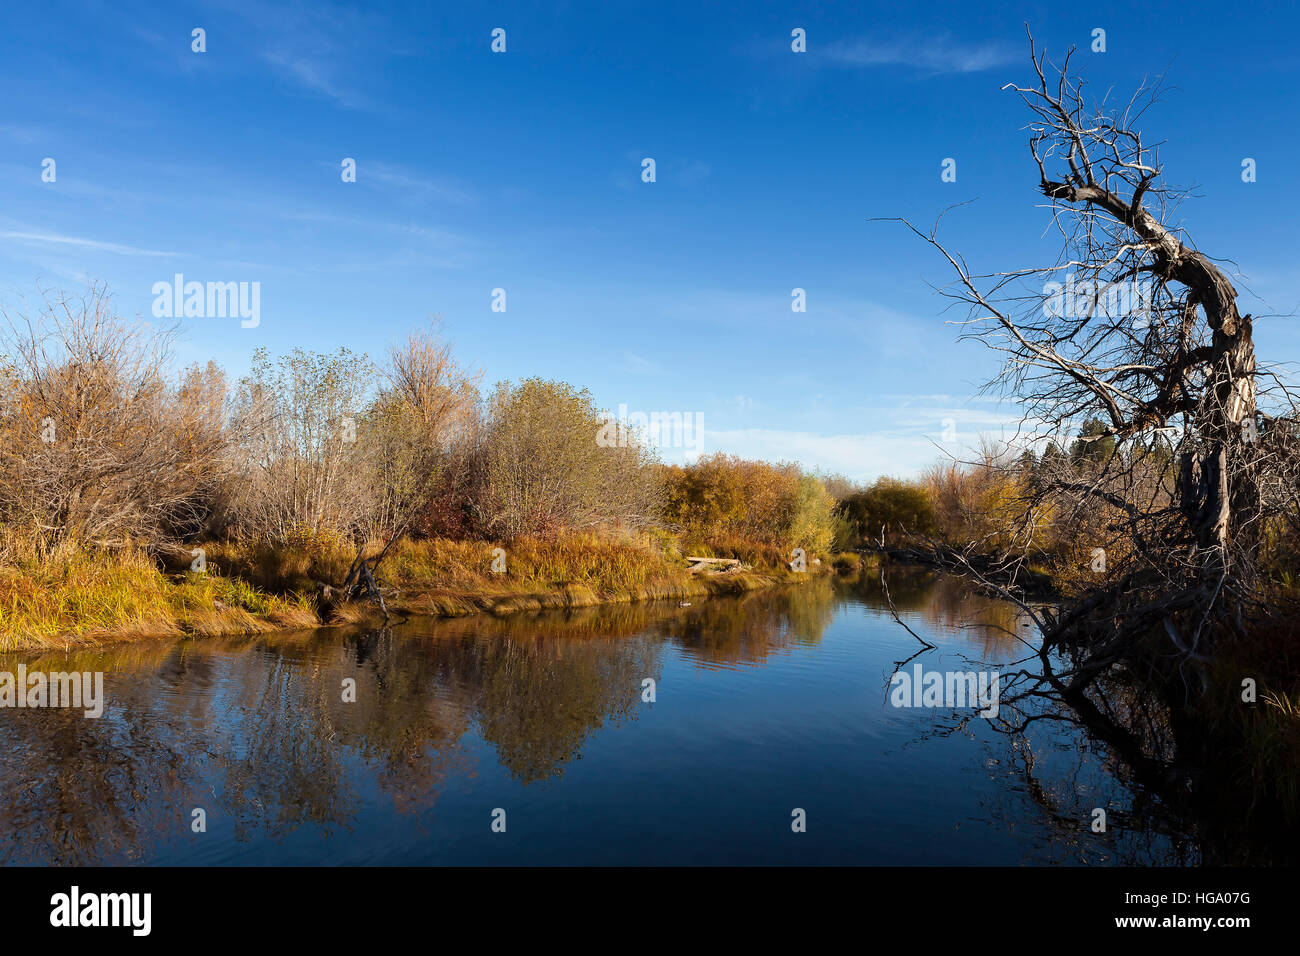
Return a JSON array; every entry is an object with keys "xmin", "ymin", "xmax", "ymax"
[
  {"xmin": 1035, "ymin": 181, "xmax": 1259, "ymax": 571},
  {"xmin": 889, "ymin": 34, "xmax": 1286, "ymax": 666}
]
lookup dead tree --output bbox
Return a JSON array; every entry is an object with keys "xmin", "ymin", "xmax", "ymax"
[{"xmin": 891, "ymin": 31, "xmax": 1299, "ymax": 668}]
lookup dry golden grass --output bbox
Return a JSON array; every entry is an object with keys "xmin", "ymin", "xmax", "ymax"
[
  {"xmin": 371, "ymin": 532, "xmax": 798, "ymax": 618},
  {"xmin": 0, "ymin": 546, "xmax": 318, "ymax": 651},
  {"xmin": 0, "ymin": 529, "xmax": 829, "ymax": 651},
  {"xmin": 385, "ymin": 533, "xmax": 683, "ymax": 591}
]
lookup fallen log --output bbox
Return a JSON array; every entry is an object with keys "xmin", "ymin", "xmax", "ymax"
[{"xmin": 684, "ymin": 556, "xmax": 742, "ymax": 573}]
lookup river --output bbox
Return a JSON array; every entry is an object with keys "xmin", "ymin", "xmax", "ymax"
[{"xmin": 0, "ymin": 569, "xmax": 1219, "ymax": 865}]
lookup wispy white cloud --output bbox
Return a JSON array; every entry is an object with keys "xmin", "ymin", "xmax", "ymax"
[
  {"xmin": 696, "ymin": 422, "xmax": 1002, "ymax": 481},
  {"xmin": 678, "ymin": 160, "xmax": 712, "ymax": 186},
  {"xmin": 666, "ymin": 393, "xmax": 1026, "ymax": 479},
  {"xmin": 262, "ymin": 50, "xmax": 370, "ymax": 109},
  {"xmin": 132, "ymin": 29, "xmax": 207, "ymax": 73},
  {"xmin": 0, "ymin": 231, "xmax": 180, "ymax": 258},
  {"xmin": 620, "ymin": 351, "xmax": 661, "ymax": 374},
  {"xmin": 822, "ymin": 34, "xmax": 1019, "ymax": 74},
  {"xmin": 364, "ymin": 162, "xmax": 475, "ymax": 205},
  {"xmin": 0, "ymin": 124, "xmax": 46, "ymax": 144},
  {"xmin": 729, "ymin": 394, "xmax": 758, "ymax": 415},
  {"xmin": 197, "ymin": 0, "xmax": 396, "ymax": 111},
  {"xmin": 688, "ymin": 427, "xmax": 934, "ymax": 479},
  {"xmin": 278, "ymin": 210, "xmax": 472, "ymax": 247}
]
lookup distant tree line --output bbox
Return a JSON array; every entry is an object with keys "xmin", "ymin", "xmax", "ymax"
[{"xmin": 0, "ymin": 284, "xmax": 841, "ymax": 571}]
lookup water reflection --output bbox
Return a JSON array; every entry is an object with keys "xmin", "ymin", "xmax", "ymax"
[{"xmin": 0, "ymin": 570, "xmax": 1279, "ymax": 865}]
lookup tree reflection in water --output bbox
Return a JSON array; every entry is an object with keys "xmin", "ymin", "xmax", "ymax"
[
  {"xmin": 867, "ymin": 566, "xmax": 1293, "ymax": 865},
  {"xmin": 0, "ymin": 569, "xmax": 1276, "ymax": 864}
]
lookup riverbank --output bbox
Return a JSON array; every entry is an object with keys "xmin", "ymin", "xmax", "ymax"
[
  {"xmin": 0, "ymin": 534, "xmax": 871, "ymax": 651},
  {"xmin": 14, "ymin": 563, "xmax": 1261, "ymax": 868}
]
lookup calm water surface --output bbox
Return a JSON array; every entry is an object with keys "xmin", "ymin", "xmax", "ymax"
[{"xmin": 0, "ymin": 571, "xmax": 1204, "ymax": 865}]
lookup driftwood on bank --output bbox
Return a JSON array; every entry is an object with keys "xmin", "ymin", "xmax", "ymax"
[{"xmin": 684, "ymin": 556, "xmax": 742, "ymax": 573}]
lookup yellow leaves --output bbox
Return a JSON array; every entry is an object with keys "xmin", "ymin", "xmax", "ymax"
[{"xmin": 662, "ymin": 455, "xmax": 836, "ymax": 553}]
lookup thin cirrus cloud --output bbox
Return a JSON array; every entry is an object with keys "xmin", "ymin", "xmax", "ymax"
[
  {"xmin": 659, "ymin": 397, "xmax": 1024, "ymax": 478},
  {"xmin": 621, "ymin": 351, "xmax": 662, "ymax": 375},
  {"xmin": 364, "ymin": 162, "xmax": 476, "ymax": 205},
  {"xmin": 224, "ymin": 0, "xmax": 396, "ymax": 111},
  {"xmin": 277, "ymin": 211, "xmax": 476, "ymax": 251},
  {"xmin": 820, "ymin": 34, "xmax": 1020, "ymax": 74},
  {"xmin": 0, "ymin": 124, "xmax": 45, "ymax": 144},
  {"xmin": 0, "ymin": 231, "xmax": 181, "ymax": 258},
  {"xmin": 262, "ymin": 50, "xmax": 370, "ymax": 109},
  {"xmin": 687, "ymin": 427, "xmax": 946, "ymax": 480}
]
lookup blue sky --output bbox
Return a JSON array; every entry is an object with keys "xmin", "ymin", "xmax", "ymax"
[{"xmin": 2, "ymin": 0, "xmax": 1298, "ymax": 480}]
